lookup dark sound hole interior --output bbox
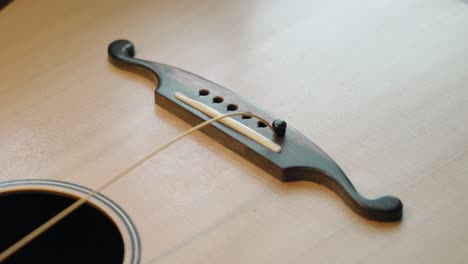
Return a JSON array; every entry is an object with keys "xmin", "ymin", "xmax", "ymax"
[{"xmin": 0, "ymin": 191, "xmax": 125, "ymax": 264}]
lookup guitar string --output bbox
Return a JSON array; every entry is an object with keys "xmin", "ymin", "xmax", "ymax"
[{"xmin": 0, "ymin": 112, "xmax": 277, "ymax": 262}]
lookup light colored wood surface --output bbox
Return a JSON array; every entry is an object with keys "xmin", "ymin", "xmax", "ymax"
[{"xmin": 1, "ymin": 0, "xmax": 468, "ymax": 263}]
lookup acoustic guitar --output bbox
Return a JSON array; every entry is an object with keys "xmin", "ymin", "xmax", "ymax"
[{"xmin": 1, "ymin": 1, "xmax": 467, "ymax": 263}]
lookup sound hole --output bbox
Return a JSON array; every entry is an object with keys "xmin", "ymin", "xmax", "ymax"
[{"xmin": 0, "ymin": 191, "xmax": 124, "ymax": 264}]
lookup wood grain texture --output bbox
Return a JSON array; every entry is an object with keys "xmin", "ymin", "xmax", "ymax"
[{"xmin": 1, "ymin": 0, "xmax": 467, "ymax": 263}]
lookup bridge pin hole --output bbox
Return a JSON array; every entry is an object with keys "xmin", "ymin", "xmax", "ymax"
[
  {"xmin": 213, "ymin": 96, "xmax": 224, "ymax": 103},
  {"xmin": 227, "ymin": 104, "xmax": 238, "ymax": 111},
  {"xmin": 257, "ymin": 121, "xmax": 267, "ymax": 128},
  {"xmin": 199, "ymin": 89, "xmax": 210, "ymax": 96}
]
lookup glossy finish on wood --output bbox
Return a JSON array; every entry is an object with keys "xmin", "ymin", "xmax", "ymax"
[{"xmin": 108, "ymin": 39, "xmax": 402, "ymax": 222}]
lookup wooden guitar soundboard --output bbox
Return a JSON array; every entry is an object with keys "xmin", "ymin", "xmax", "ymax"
[{"xmin": 1, "ymin": 1, "xmax": 467, "ymax": 263}]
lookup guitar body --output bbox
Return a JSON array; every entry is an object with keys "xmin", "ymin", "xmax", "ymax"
[{"xmin": 1, "ymin": 1, "xmax": 467, "ymax": 263}]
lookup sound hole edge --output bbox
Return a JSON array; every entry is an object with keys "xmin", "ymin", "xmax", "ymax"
[{"xmin": 0, "ymin": 189, "xmax": 126, "ymax": 264}]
